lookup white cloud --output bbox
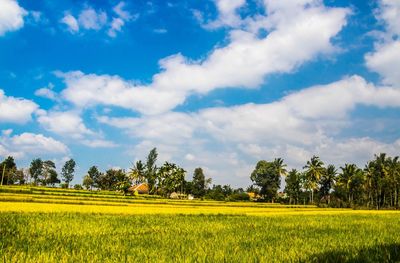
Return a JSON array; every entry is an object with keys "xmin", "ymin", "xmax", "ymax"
[
  {"xmin": 366, "ymin": 41, "xmax": 400, "ymax": 86},
  {"xmin": 0, "ymin": 130, "xmax": 69, "ymax": 159},
  {"xmin": 37, "ymin": 110, "xmax": 94, "ymax": 139},
  {"xmin": 376, "ymin": 0, "xmax": 400, "ymax": 37},
  {"xmin": 59, "ymin": 1, "xmax": 349, "ymax": 115},
  {"xmin": 61, "ymin": 13, "xmax": 79, "ymax": 33},
  {"xmin": 81, "ymin": 139, "xmax": 118, "ymax": 148},
  {"xmin": 98, "ymin": 75, "xmax": 400, "ymax": 186},
  {"xmin": 365, "ymin": 0, "xmax": 400, "ymax": 87},
  {"xmin": 0, "ymin": 0, "xmax": 27, "ymax": 36},
  {"xmin": 108, "ymin": 17, "xmax": 124, "ymax": 37},
  {"xmin": 0, "ymin": 89, "xmax": 38, "ymax": 124},
  {"xmin": 205, "ymin": 0, "xmax": 246, "ymax": 29},
  {"xmin": 61, "ymin": 2, "xmax": 135, "ymax": 37},
  {"xmin": 34, "ymin": 83, "xmax": 59, "ymax": 101},
  {"xmin": 108, "ymin": 2, "xmax": 137, "ymax": 37},
  {"xmin": 113, "ymin": 2, "xmax": 133, "ymax": 21},
  {"xmin": 78, "ymin": 7, "xmax": 107, "ymax": 30}
]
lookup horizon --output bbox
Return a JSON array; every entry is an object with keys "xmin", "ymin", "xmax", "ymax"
[{"xmin": 1, "ymin": 0, "xmax": 400, "ymax": 187}]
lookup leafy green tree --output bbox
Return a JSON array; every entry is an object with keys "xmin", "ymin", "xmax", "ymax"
[
  {"xmin": 318, "ymin": 165, "xmax": 337, "ymax": 204},
  {"xmin": 157, "ymin": 162, "xmax": 186, "ymax": 197},
  {"xmin": 191, "ymin": 167, "xmax": 211, "ymax": 198},
  {"xmin": 29, "ymin": 158, "xmax": 43, "ymax": 185},
  {"xmin": 285, "ymin": 169, "xmax": 302, "ymax": 204},
  {"xmin": 97, "ymin": 169, "xmax": 127, "ymax": 191},
  {"xmin": 145, "ymin": 148, "xmax": 158, "ymax": 194},
  {"xmin": 0, "ymin": 156, "xmax": 17, "ymax": 185},
  {"xmin": 129, "ymin": 160, "xmax": 145, "ymax": 185},
  {"xmin": 82, "ymin": 175, "xmax": 94, "ymax": 190},
  {"xmin": 47, "ymin": 169, "xmax": 60, "ymax": 186},
  {"xmin": 87, "ymin": 166, "xmax": 101, "ymax": 189},
  {"xmin": 205, "ymin": 185, "xmax": 226, "ymax": 201},
  {"xmin": 273, "ymin": 158, "xmax": 287, "ymax": 177},
  {"xmin": 42, "ymin": 160, "xmax": 58, "ymax": 186},
  {"xmin": 250, "ymin": 160, "xmax": 282, "ymax": 202},
  {"xmin": 61, "ymin": 159, "xmax": 76, "ymax": 188},
  {"xmin": 303, "ymin": 156, "xmax": 325, "ymax": 203}
]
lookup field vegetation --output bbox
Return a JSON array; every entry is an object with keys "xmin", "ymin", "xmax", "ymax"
[{"xmin": 1, "ymin": 186, "xmax": 400, "ymax": 262}]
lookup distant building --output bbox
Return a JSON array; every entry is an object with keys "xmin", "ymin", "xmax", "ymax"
[
  {"xmin": 247, "ymin": 192, "xmax": 261, "ymax": 200},
  {"xmin": 128, "ymin": 183, "xmax": 149, "ymax": 194}
]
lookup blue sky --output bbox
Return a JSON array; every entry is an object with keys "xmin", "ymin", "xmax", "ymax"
[{"xmin": 1, "ymin": 0, "xmax": 400, "ymax": 187}]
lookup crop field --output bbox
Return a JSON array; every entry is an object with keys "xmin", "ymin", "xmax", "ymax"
[{"xmin": 1, "ymin": 186, "xmax": 400, "ymax": 262}]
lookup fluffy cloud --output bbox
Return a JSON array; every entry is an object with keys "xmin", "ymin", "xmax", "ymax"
[
  {"xmin": 78, "ymin": 7, "xmax": 107, "ymax": 30},
  {"xmin": 61, "ymin": 2, "xmax": 135, "ymax": 37},
  {"xmin": 365, "ymin": 0, "xmax": 400, "ymax": 87},
  {"xmin": 98, "ymin": 75, "xmax": 400, "ymax": 185},
  {"xmin": 0, "ymin": 89, "xmax": 39, "ymax": 124},
  {"xmin": 0, "ymin": 0, "xmax": 27, "ymax": 36},
  {"xmin": 366, "ymin": 41, "xmax": 400, "ymax": 86},
  {"xmin": 205, "ymin": 0, "xmax": 246, "ymax": 29},
  {"xmin": 34, "ymin": 83, "xmax": 59, "ymax": 101},
  {"xmin": 0, "ymin": 130, "xmax": 69, "ymax": 159},
  {"xmin": 61, "ymin": 13, "xmax": 79, "ymax": 33},
  {"xmin": 37, "ymin": 110, "xmax": 94, "ymax": 139},
  {"xmin": 59, "ymin": 1, "xmax": 349, "ymax": 115}
]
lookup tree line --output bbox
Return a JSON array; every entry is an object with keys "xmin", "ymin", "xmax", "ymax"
[
  {"xmin": 2, "ymin": 149, "xmax": 399, "ymax": 208},
  {"xmin": 250, "ymin": 153, "xmax": 400, "ymax": 209}
]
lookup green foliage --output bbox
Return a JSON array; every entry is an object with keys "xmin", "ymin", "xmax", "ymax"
[
  {"xmin": 303, "ymin": 156, "xmax": 325, "ymax": 203},
  {"xmin": 87, "ymin": 166, "xmax": 101, "ymax": 189},
  {"xmin": 145, "ymin": 148, "xmax": 158, "ymax": 194},
  {"xmin": 1, "ymin": 211, "xmax": 400, "ymax": 262},
  {"xmin": 0, "ymin": 156, "xmax": 17, "ymax": 185},
  {"xmin": 29, "ymin": 158, "xmax": 43, "ymax": 185},
  {"xmin": 74, "ymin": 184, "xmax": 83, "ymax": 190},
  {"xmin": 129, "ymin": 160, "xmax": 145, "ymax": 185},
  {"xmin": 82, "ymin": 175, "xmax": 93, "ymax": 190},
  {"xmin": 250, "ymin": 160, "xmax": 283, "ymax": 202},
  {"xmin": 157, "ymin": 162, "xmax": 186, "ymax": 197},
  {"xmin": 285, "ymin": 169, "xmax": 303, "ymax": 204},
  {"xmin": 97, "ymin": 169, "xmax": 128, "ymax": 191},
  {"xmin": 61, "ymin": 159, "xmax": 76, "ymax": 187},
  {"xmin": 191, "ymin": 167, "xmax": 211, "ymax": 198}
]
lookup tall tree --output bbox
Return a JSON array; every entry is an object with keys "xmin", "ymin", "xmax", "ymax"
[
  {"xmin": 42, "ymin": 160, "xmax": 57, "ymax": 186},
  {"xmin": 157, "ymin": 162, "xmax": 186, "ymax": 197},
  {"xmin": 319, "ymin": 165, "xmax": 337, "ymax": 204},
  {"xmin": 250, "ymin": 160, "xmax": 281, "ymax": 202},
  {"xmin": 129, "ymin": 160, "xmax": 146, "ymax": 185},
  {"xmin": 29, "ymin": 158, "xmax": 43, "ymax": 185},
  {"xmin": 62, "ymin": 159, "xmax": 76, "ymax": 188},
  {"xmin": 87, "ymin": 166, "xmax": 101, "ymax": 189},
  {"xmin": 285, "ymin": 169, "xmax": 302, "ymax": 204},
  {"xmin": 303, "ymin": 156, "xmax": 325, "ymax": 203},
  {"xmin": 145, "ymin": 148, "xmax": 158, "ymax": 194},
  {"xmin": 82, "ymin": 175, "xmax": 94, "ymax": 190},
  {"xmin": 273, "ymin": 158, "xmax": 287, "ymax": 177},
  {"xmin": 0, "ymin": 156, "xmax": 17, "ymax": 185},
  {"xmin": 191, "ymin": 167, "xmax": 211, "ymax": 198}
]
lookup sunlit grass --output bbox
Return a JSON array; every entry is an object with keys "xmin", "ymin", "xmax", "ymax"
[{"xmin": 1, "ymin": 186, "xmax": 400, "ymax": 262}]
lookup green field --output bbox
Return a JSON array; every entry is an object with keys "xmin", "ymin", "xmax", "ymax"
[{"xmin": 1, "ymin": 186, "xmax": 400, "ymax": 262}]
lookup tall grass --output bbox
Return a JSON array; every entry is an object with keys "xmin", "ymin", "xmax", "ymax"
[{"xmin": 1, "ymin": 213, "xmax": 400, "ymax": 262}]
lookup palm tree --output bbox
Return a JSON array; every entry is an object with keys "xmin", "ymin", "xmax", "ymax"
[
  {"xmin": 319, "ymin": 164, "xmax": 336, "ymax": 204},
  {"xmin": 273, "ymin": 158, "xmax": 287, "ymax": 177},
  {"xmin": 303, "ymin": 156, "xmax": 325, "ymax": 203},
  {"xmin": 129, "ymin": 160, "xmax": 145, "ymax": 185},
  {"xmin": 338, "ymin": 164, "xmax": 359, "ymax": 204}
]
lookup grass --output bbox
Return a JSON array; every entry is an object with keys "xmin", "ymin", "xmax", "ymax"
[{"xmin": 1, "ymin": 186, "xmax": 400, "ymax": 262}]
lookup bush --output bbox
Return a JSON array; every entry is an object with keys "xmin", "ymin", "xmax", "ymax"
[
  {"xmin": 228, "ymin": 193, "xmax": 250, "ymax": 201},
  {"xmin": 60, "ymin": 183, "xmax": 69, "ymax": 189},
  {"xmin": 74, "ymin": 184, "xmax": 83, "ymax": 190}
]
